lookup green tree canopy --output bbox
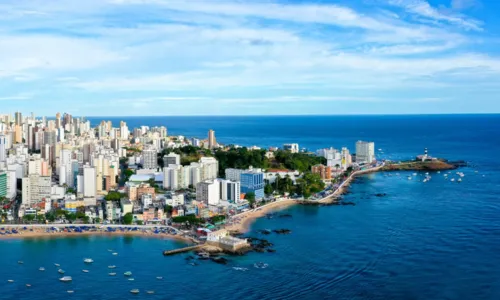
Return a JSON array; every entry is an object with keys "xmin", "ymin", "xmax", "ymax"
[
  {"xmin": 105, "ymin": 191, "xmax": 122, "ymax": 201},
  {"xmin": 123, "ymin": 212, "xmax": 133, "ymax": 225}
]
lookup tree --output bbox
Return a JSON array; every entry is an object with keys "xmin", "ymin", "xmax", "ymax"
[
  {"xmin": 164, "ymin": 205, "xmax": 173, "ymax": 214},
  {"xmin": 24, "ymin": 214, "xmax": 35, "ymax": 222},
  {"xmin": 136, "ymin": 220, "xmax": 144, "ymax": 225},
  {"xmin": 123, "ymin": 213, "xmax": 133, "ymax": 225},
  {"xmin": 95, "ymin": 217, "xmax": 101, "ymax": 224},
  {"xmin": 123, "ymin": 169, "xmax": 134, "ymax": 181},
  {"xmin": 245, "ymin": 192, "xmax": 256, "ymax": 207},
  {"xmin": 105, "ymin": 191, "xmax": 122, "ymax": 201},
  {"xmin": 264, "ymin": 184, "xmax": 274, "ymax": 195}
]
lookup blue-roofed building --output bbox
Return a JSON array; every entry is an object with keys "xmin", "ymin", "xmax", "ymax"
[{"xmin": 240, "ymin": 171, "xmax": 264, "ymax": 200}]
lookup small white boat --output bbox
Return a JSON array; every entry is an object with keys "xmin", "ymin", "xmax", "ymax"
[
  {"xmin": 83, "ymin": 258, "xmax": 94, "ymax": 264},
  {"xmin": 458, "ymin": 178, "xmax": 462, "ymax": 182},
  {"xmin": 109, "ymin": 273, "xmax": 117, "ymax": 276},
  {"xmin": 124, "ymin": 271, "xmax": 132, "ymax": 276},
  {"xmin": 112, "ymin": 253, "xmax": 118, "ymax": 256},
  {"xmin": 39, "ymin": 267, "xmax": 45, "ymax": 271},
  {"xmin": 146, "ymin": 291, "xmax": 155, "ymax": 294},
  {"xmin": 156, "ymin": 276, "xmax": 163, "ymax": 280},
  {"xmin": 407, "ymin": 176, "xmax": 412, "ymax": 180},
  {"xmin": 58, "ymin": 269, "xmax": 65, "ymax": 274},
  {"xmin": 130, "ymin": 289, "xmax": 140, "ymax": 294},
  {"xmin": 82, "ymin": 270, "xmax": 89, "ymax": 273},
  {"xmin": 18, "ymin": 261, "xmax": 24, "ymax": 264},
  {"xmin": 108, "ymin": 265, "xmax": 116, "ymax": 269},
  {"xmin": 7, "ymin": 280, "xmax": 14, "ymax": 283},
  {"xmin": 423, "ymin": 179, "xmax": 428, "ymax": 183},
  {"xmin": 54, "ymin": 263, "xmax": 60, "ymax": 267},
  {"xmin": 107, "ymin": 249, "xmax": 113, "ymax": 252},
  {"xmin": 26, "ymin": 284, "xmax": 31, "ymax": 287},
  {"xmin": 451, "ymin": 178, "xmax": 455, "ymax": 182},
  {"xmin": 59, "ymin": 276, "xmax": 72, "ymax": 282},
  {"xmin": 437, "ymin": 171, "xmax": 441, "ymax": 174},
  {"xmin": 67, "ymin": 290, "xmax": 74, "ymax": 294},
  {"xmin": 412, "ymin": 173, "xmax": 417, "ymax": 176},
  {"xmin": 128, "ymin": 278, "xmax": 135, "ymax": 281}
]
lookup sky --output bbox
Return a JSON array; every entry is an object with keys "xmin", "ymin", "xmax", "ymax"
[{"xmin": 1, "ymin": 0, "xmax": 500, "ymax": 116}]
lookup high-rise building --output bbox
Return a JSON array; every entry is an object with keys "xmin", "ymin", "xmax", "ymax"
[
  {"xmin": 208, "ymin": 129, "xmax": 216, "ymax": 149},
  {"xmin": 55, "ymin": 112, "xmax": 61, "ymax": 128},
  {"xmin": 14, "ymin": 125, "xmax": 23, "ymax": 144},
  {"xmin": 0, "ymin": 134, "xmax": 6, "ymax": 162},
  {"xmin": 199, "ymin": 157, "xmax": 218, "ymax": 180},
  {"xmin": 311, "ymin": 164, "xmax": 332, "ymax": 180},
  {"xmin": 83, "ymin": 165, "xmax": 96, "ymax": 198},
  {"xmin": 219, "ymin": 179, "xmax": 241, "ymax": 203},
  {"xmin": 196, "ymin": 180, "xmax": 220, "ymax": 206},
  {"xmin": 355, "ymin": 141, "xmax": 375, "ymax": 164},
  {"xmin": 283, "ymin": 143, "xmax": 299, "ymax": 153},
  {"xmin": 163, "ymin": 153, "xmax": 180, "ymax": 167},
  {"xmin": 142, "ymin": 146, "xmax": 157, "ymax": 169},
  {"xmin": 240, "ymin": 171, "xmax": 264, "ymax": 200},
  {"xmin": 15, "ymin": 112, "xmax": 22, "ymax": 126},
  {"xmin": 0, "ymin": 172, "xmax": 7, "ymax": 198}
]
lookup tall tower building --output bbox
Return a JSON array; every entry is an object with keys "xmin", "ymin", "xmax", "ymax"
[
  {"xmin": 55, "ymin": 112, "xmax": 61, "ymax": 128},
  {"xmin": 208, "ymin": 129, "xmax": 216, "ymax": 149},
  {"xmin": 355, "ymin": 141, "xmax": 375, "ymax": 164},
  {"xmin": 0, "ymin": 134, "xmax": 6, "ymax": 162},
  {"xmin": 15, "ymin": 112, "xmax": 22, "ymax": 126},
  {"xmin": 14, "ymin": 125, "xmax": 23, "ymax": 144}
]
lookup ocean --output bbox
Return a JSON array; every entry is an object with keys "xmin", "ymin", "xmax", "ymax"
[{"xmin": 1, "ymin": 114, "xmax": 499, "ymax": 299}]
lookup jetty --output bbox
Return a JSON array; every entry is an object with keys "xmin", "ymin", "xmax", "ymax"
[{"xmin": 163, "ymin": 245, "xmax": 203, "ymax": 256}]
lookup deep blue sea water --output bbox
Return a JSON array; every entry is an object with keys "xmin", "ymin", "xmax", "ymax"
[{"xmin": 2, "ymin": 115, "xmax": 500, "ymax": 299}]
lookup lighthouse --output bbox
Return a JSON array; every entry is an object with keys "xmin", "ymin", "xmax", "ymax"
[{"xmin": 422, "ymin": 148, "xmax": 428, "ymax": 162}]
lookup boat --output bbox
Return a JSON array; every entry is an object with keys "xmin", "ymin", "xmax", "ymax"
[
  {"xmin": 407, "ymin": 176, "xmax": 412, "ymax": 180},
  {"xmin": 451, "ymin": 179, "xmax": 455, "ymax": 182},
  {"xmin": 112, "ymin": 253, "xmax": 118, "ymax": 256},
  {"xmin": 82, "ymin": 270, "xmax": 89, "ymax": 273},
  {"xmin": 67, "ymin": 291, "xmax": 74, "ymax": 294},
  {"xmin": 39, "ymin": 267, "xmax": 45, "ymax": 271},
  {"xmin": 26, "ymin": 284, "xmax": 31, "ymax": 287},
  {"xmin": 54, "ymin": 263, "xmax": 60, "ymax": 267},
  {"xmin": 18, "ymin": 260, "xmax": 24, "ymax": 264},
  {"xmin": 423, "ymin": 179, "xmax": 428, "ymax": 183},
  {"xmin": 109, "ymin": 273, "xmax": 116, "ymax": 276},
  {"xmin": 58, "ymin": 269, "xmax": 65, "ymax": 274},
  {"xmin": 108, "ymin": 265, "xmax": 116, "ymax": 269},
  {"xmin": 412, "ymin": 173, "xmax": 417, "ymax": 176},
  {"xmin": 437, "ymin": 171, "xmax": 441, "ymax": 174},
  {"xmin": 156, "ymin": 276, "xmax": 163, "ymax": 280},
  {"xmin": 124, "ymin": 271, "xmax": 132, "ymax": 276},
  {"xmin": 83, "ymin": 258, "xmax": 94, "ymax": 264},
  {"xmin": 59, "ymin": 276, "xmax": 72, "ymax": 282},
  {"xmin": 146, "ymin": 291, "xmax": 155, "ymax": 294},
  {"xmin": 458, "ymin": 178, "xmax": 462, "ymax": 182},
  {"xmin": 7, "ymin": 280, "xmax": 14, "ymax": 283},
  {"xmin": 128, "ymin": 278, "xmax": 135, "ymax": 281},
  {"xmin": 130, "ymin": 289, "xmax": 140, "ymax": 294}
]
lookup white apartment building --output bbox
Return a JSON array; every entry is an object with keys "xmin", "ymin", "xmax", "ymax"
[
  {"xmin": 142, "ymin": 146, "xmax": 158, "ymax": 170},
  {"xmin": 196, "ymin": 180, "xmax": 220, "ymax": 206},
  {"xmin": 283, "ymin": 143, "xmax": 299, "ymax": 153},
  {"xmin": 83, "ymin": 165, "xmax": 96, "ymax": 198},
  {"xmin": 355, "ymin": 141, "xmax": 375, "ymax": 164},
  {"xmin": 163, "ymin": 153, "xmax": 180, "ymax": 167}
]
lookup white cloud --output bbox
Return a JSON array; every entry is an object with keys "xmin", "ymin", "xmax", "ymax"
[{"xmin": 385, "ymin": 0, "xmax": 482, "ymax": 30}]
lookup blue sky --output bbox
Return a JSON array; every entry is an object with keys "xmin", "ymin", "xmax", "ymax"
[{"xmin": 1, "ymin": 0, "xmax": 500, "ymax": 116}]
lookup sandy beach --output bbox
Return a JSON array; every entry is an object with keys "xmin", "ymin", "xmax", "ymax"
[
  {"xmin": 0, "ymin": 227, "xmax": 192, "ymax": 243},
  {"xmin": 225, "ymin": 199, "xmax": 297, "ymax": 234}
]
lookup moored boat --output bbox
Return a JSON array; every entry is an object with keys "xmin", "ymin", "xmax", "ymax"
[
  {"xmin": 109, "ymin": 272, "xmax": 117, "ymax": 276},
  {"xmin": 124, "ymin": 271, "xmax": 132, "ymax": 276},
  {"xmin": 83, "ymin": 258, "xmax": 94, "ymax": 264},
  {"xmin": 39, "ymin": 267, "xmax": 45, "ymax": 271},
  {"xmin": 59, "ymin": 276, "xmax": 72, "ymax": 282},
  {"xmin": 58, "ymin": 269, "xmax": 65, "ymax": 274},
  {"xmin": 108, "ymin": 265, "xmax": 116, "ymax": 269},
  {"xmin": 130, "ymin": 289, "xmax": 140, "ymax": 294},
  {"xmin": 82, "ymin": 270, "xmax": 89, "ymax": 273}
]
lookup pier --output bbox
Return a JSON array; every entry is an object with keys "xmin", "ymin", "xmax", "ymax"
[{"xmin": 163, "ymin": 245, "xmax": 203, "ymax": 256}]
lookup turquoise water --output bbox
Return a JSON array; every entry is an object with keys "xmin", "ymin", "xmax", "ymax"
[{"xmin": 2, "ymin": 115, "xmax": 499, "ymax": 299}]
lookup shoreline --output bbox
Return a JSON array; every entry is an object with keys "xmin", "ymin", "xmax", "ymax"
[
  {"xmin": 225, "ymin": 200, "xmax": 297, "ymax": 234},
  {"xmin": 0, "ymin": 228, "xmax": 192, "ymax": 243}
]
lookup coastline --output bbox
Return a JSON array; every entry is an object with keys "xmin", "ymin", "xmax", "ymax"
[
  {"xmin": 0, "ymin": 228, "xmax": 192, "ymax": 243},
  {"xmin": 225, "ymin": 200, "xmax": 297, "ymax": 234}
]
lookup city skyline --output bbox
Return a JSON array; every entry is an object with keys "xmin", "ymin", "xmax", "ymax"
[{"xmin": 2, "ymin": 0, "xmax": 500, "ymax": 115}]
